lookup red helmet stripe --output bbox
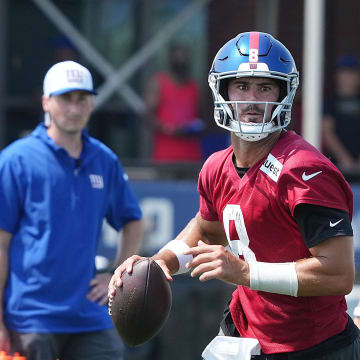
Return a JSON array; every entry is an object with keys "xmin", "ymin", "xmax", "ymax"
[{"xmin": 249, "ymin": 32, "xmax": 260, "ymax": 63}]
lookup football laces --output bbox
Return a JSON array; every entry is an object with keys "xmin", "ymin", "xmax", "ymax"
[{"xmin": 108, "ymin": 295, "xmax": 114, "ymax": 315}]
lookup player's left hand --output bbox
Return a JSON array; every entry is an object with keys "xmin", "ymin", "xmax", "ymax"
[
  {"xmin": 87, "ymin": 272, "xmax": 113, "ymax": 305},
  {"xmin": 184, "ymin": 240, "xmax": 250, "ymax": 286}
]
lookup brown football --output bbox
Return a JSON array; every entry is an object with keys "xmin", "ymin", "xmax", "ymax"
[{"xmin": 110, "ymin": 258, "xmax": 172, "ymax": 347}]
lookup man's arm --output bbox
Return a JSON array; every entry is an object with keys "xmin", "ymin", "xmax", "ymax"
[
  {"xmin": 110, "ymin": 209, "xmax": 355, "ymax": 299},
  {"xmin": 88, "ymin": 219, "xmax": 144, "ymax": 305},
  {"xmin": 113, "ymin": 219, "xmax": 144, "ymax": 267},
  {"xmin": 186, "ymin": 233, "xmax": 355, "ymax": 297},
  {"xmin": 0, "ymin": 228, "xmax": 12, "ymax": 352},
  {"xmin": 108, "ymin": 212, "xmax": 227, "ymax": 294},
  {"xmin": 323, "ymin": 115, "xmax": 356, "ymax": 169},
  {"xmin": 152, "ymin": 212, "xmax": 227, "ymax": 274},
  {"xmin": 296, "ymin": 235, "xmax": 354, "ymax": 296}
]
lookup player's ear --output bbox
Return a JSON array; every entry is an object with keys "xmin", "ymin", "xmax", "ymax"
[
  {"xmin": 42, "ymin": 95, "xmax": 50, "ymax": 113},
  {"xmin": 89, "ymin": 95, "xmax": 95, "ymax": 111}
]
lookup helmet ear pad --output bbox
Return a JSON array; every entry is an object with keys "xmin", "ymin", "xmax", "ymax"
[
  {"xmin": 215, "ymin": 108, "xmax": 226, "ymax": 125},
  {"xmin": 219, "ymin": 77, "xmax": 231, "ymax": 102},
  {"xmin": 275, "ymin": 79, "xmax": 289, "ymax": 126},
  {"xmin": 277, "ymin": 79, "xmax": 287, "ymax": 102},
  {"xmin": 217, "ymin": 77, "xmax": 232, "ymax": 126}
]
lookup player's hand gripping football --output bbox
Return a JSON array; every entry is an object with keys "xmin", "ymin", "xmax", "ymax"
[
  {"xmin": 184, "ymin": 240, "xmax": 250, "ymax": 286},
  {"xmin": 108, "ymin": 255, "xmax": 172, "ymax": 299}
]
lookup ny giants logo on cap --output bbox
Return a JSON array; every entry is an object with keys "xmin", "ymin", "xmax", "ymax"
[{"xmin": 66, "ymin": 69, "xmax": 84, "ymax": 84}]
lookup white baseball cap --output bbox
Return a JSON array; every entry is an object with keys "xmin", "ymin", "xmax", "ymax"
[{"xmin": 43, "ymin": 60, "xmax": 97, "ymax": 97}]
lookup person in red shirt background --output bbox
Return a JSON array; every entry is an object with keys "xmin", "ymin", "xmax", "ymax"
[{"xmin": 144, "ymin": 43, "xmax": 204, "ymax": 163}]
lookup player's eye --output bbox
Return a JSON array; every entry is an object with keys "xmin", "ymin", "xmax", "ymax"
[
  {"xmin": 237, "ymin": 84, "xmax": 248, "ymax": 90},
  {"xmin": 261, "ymin": 85, "xmax": 272, "ymax": 92}
]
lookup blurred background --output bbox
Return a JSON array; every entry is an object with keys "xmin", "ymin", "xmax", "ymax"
[{"xmin": 3, "ymin": 0, "xmax": 360, "ymax": 359}]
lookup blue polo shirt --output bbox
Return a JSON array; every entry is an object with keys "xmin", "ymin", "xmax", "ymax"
[{"xmin": 0, "ymin": 123, "xmax": 142, "ymax": 333}]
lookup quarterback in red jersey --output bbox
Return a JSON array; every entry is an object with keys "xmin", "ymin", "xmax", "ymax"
[{"xmin": 110, "ymin": 32, "xmax": 360, "ymax": 359}]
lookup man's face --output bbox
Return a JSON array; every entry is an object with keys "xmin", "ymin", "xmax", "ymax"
[
  {"xmin": 336, "ymin": 68, "xmax": 360, "ymax": 97},
  {"xmin": 43, "ymin": 90, "xmax": 94, "ymax": 134},
  {"xmin": 169, "ymin": 45, "xmax": 190, "ymax": 78},
  {"xmin": 227, "ymin": 77, "xmax": 280, "ymax": 124}
]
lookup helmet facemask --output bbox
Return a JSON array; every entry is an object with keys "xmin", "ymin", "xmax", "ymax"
[
  {"xmin": 208, "ymin": 32, "xmax": 299, "ymax": 142},
  {"xmin": 209, "ymin": 71, "xmax": 299, "ymax": 142}
]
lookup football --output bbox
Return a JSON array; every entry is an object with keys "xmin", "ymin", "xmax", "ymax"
[{"xmin": 110, "ymin": 258, "xmax": 172, "ymax": 346}]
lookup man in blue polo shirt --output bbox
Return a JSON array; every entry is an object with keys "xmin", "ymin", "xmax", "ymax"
[{"xmin": 0, "ymin": 61, "xmax": 144, "ymax": 359}]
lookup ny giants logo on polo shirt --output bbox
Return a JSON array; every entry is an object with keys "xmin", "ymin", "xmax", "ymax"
[
  {"xmin": 66, "ymin": 69, "xmax": 84, "ymax": 83},
  {"xmin": 260, "ymin": 153, "xmax": 283, "ymax": 182},
  {"xmin": 89, "ymin": 174, "xmax": 104, "ymax": 189}
]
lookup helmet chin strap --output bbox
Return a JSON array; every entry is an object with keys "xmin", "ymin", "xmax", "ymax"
[
  {"xmin": 233, "ymin": 119, "xmax": 272, "ymax": 142},
  {"xmin": 230, "ymin": 102, "xmax": 275, "ymax": 142},
  {"xmin": 235, "ymin": 131, "xmax": 269, "ymax": 142}
]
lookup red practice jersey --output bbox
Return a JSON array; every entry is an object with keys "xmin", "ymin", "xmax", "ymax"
[{"xmin": 198, "ymin": 131, "xmax": 353, "ymax": 354}]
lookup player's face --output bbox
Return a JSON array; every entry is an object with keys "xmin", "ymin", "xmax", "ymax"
[
  {"xmin": 43, "ymin": 90, "xmax": 94, "ymax": 134},
  {"xmin": 227, "ymin": 77, "xmax": 280, "ymax": 124}
]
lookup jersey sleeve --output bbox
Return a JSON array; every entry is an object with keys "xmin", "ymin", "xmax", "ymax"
[
  {"xmin": 198, "ymin": 158, "xmax": 219, "ymax": 221},
  {"xmin": 0, "ymin": 152, "xmax": 25, "ymax": 233},
  {"xmin": 294, "ymin": 204, "xmax": 353, "ymax": 248},
  {"xmin": 278, "ymin": 158, "xmax": 353, "ymax": 219},
  {"xmin": 105, "ymin": 159, "xmax": 142, "ymax": 231}
]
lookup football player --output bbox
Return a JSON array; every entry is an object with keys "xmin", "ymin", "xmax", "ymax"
[{"xmin": 109, "ymin": 32, "xmax": 360, "ymax": 359}]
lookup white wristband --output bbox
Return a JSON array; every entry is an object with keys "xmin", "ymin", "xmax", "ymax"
[
  {"xmin": 353, "ymin": 306, "xmax": 360, "ymax": 317},
  {"xmin": 159, "ymin": 240, "xmax": 193, "ymax": 275},
  {"xmin": 249, "ymin": 261, "xmax": 298, "ymax": 297}
]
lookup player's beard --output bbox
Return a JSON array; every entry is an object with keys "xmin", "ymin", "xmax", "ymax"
[
  {"xmin": 50, "ymin": 114, "xmax": 89, "ymax": 135},
  {"xmin": 233, "ymin": 103, "xmax": 275, "ymax": 142},
  {"xmin": 239, "ymin": 104, "xmax": 265, "ymax": 123}
]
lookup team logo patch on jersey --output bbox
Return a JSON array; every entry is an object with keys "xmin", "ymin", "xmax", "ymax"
[
  {"xmin": 260, "ymin": 153, "xmax": 283, "ymax": 182},
  {"xmin": 89, "ymin": 174, "xmax": 104, "ymax": 189}
]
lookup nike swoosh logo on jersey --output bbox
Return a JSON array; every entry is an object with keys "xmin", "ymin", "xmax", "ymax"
[
  {"xmin": 302, "ymin": 170, "xmax": 322, "ymax": 181},
  {"xmin": 330, "ymin": 219, "xmax": 344, "ymax": 227}
]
